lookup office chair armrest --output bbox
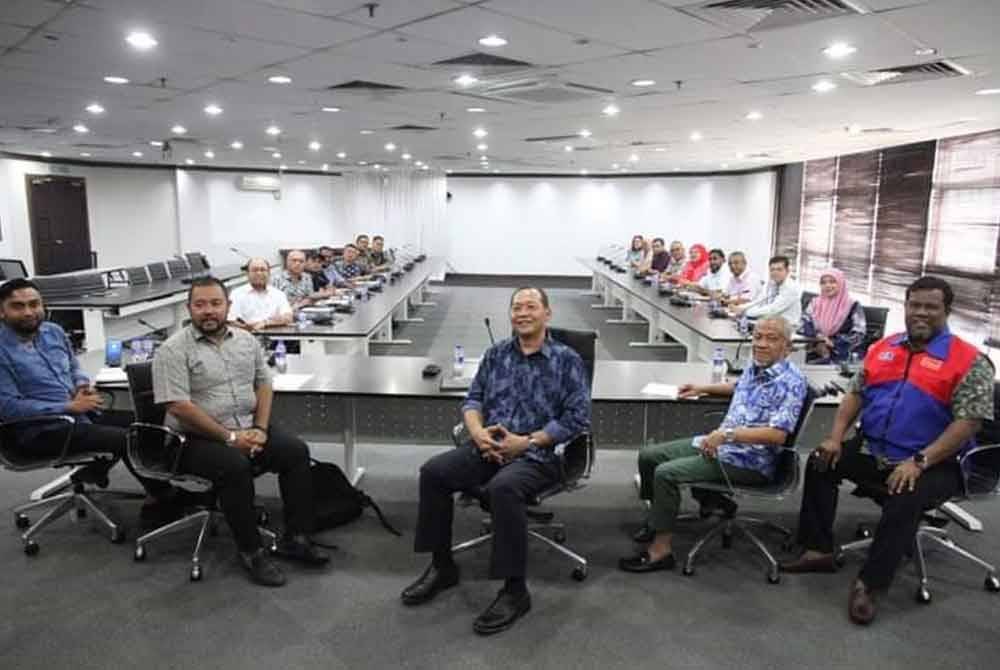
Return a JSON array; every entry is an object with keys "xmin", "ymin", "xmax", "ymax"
[
  {"xmin": 959, "ymin": 442, "xmax": 1000, "ymax": 498},
  {"xmin": 126, "ymin": 422, "xmax": 188, "ymax": 480},
  {"xmin": 452, "ymin": 423, "xmax": 593, "ymax": 482},
  {"xmin": 0, "ymin": 415, "xmax": 77, "ymax": 466}
]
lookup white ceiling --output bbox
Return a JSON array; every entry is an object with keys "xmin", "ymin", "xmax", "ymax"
[{"xmin": 1, "ymin": 0, "xmax": 998, "ymax": 174}]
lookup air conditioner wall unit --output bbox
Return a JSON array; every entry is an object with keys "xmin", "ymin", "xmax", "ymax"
[{"xmin": 237, "ymin": 175, "xmax": 281, "ymax": 192}]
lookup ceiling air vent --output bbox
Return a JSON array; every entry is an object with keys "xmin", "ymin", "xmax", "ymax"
[
  {"xmin": 840, "ymin": 60, "xmax": 970, "ymax": 87},
  {"xmin": 387, "ymin": 124, "xmax": 438, "ymax": 132},
  {"xmin": 325, "ymin": 80, "xmax": 406, "ymax": 91},
  {"xmin": 433, "ymin": 53, "xmax": 533, "ymax": 69},
  {"xmin": 480, "ymin": 79, "xmax": 613, "ymax": 105},
  {"xmin": 524, "ymin": 134, "xmax": 582, "ymax": 143},
  {"xmin": 682, "ymin": 0, "xmax": 867, "ymax": 33}
]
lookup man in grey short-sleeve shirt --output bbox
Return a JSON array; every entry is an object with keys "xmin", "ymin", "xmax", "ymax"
[{"xmin": 153, "ymin": 276, "xmax": 328, "ymax": 587}]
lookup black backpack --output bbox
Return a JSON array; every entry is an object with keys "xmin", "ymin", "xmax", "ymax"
[{"xmin": 310, "ymin": 459, "xmax": 401, "ymax": 538}]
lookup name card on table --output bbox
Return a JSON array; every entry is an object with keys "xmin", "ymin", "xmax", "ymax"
[
  {"xmin": 272, "ymin": 374, "xmax": 313, "ymax": 391},
  {"xmin": 639, "ymin": 383, "xmax": 679, "ymax": 399}
]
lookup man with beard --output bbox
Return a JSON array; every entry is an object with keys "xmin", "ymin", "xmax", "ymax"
[
  {"xmin": 688, "ymin": 248, "xmax": 731, "ymax": 295},
  {"xmin": 228, "ymin": 257, "xmax": 294, "ymax": 331},
  {"xmin": 153, "ymin": 277, "xmax": 328, "ymax": 586}
]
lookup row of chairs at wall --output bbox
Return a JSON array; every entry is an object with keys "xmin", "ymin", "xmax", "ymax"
[
  {"xmin": 1, "ymin": 328, "xmax": 997, "ymax": 605},
  {"xmin": 30, "ymin": 252, "xmax": 210, "ymax": 302}
]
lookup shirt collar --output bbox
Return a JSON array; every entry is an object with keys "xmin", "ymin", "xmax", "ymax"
[
  {"xmin": 750, "ymin": 358, "xmax": 788, "ymax": 380},
  {"xmin": 191, "ymin": 325, "xmax": 234, "ymax": 343},
  {"xmin": 890, "ymin": 327, "xmax": 951, "ymax": 359},
  {"xmin": 0, "ymin": 322, "xmax": 42, "ymax": 347},
  {"xmin": 511, "ymin": 334, "xmax": 553, "ymax": 359}
]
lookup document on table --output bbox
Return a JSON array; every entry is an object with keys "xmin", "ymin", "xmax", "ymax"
[
  {"xmin": 639, "ymin": 382, "xmax": 679, "ymax": 399},
  {"xmin": 95, "ymin": 367, "xmax": 128, "ymax": 384},
  {"xmin": 272, "ymin": 374, "xmax": 313, "ymax": 391}
]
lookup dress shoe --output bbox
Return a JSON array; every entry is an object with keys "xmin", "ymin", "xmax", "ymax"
[
  {"xmin": 240, "ymin": 548, "xmax": 286, "ymax": 587},
  {"xmin": 473, "ymin": 588, "xmax": 532, "ymax": 636},
  {"xmin": 848, "ymin": 580, "xmax": 876, "ymax": 625},
  {"xmin": 401, "ymin": 563, "xmax": 460, "ymax": 606},
  {"xmin": 778, "ymin": 553, "xmax": 837, "ymax": 574},
  {"xmin": 632, "ymin": 524, "xmax": 655, "ymax": 543},
  {"xmin": 618, "ymin": 550, "xmax": 676, "ymax": 573},
  {"xmin": 274, "ymin": 534, "xmax": 331, "ymax": 566}
]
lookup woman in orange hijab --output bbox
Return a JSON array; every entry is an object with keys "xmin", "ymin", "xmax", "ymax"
[{"xmin": 672, "ymin": 243, "xmax": 710, "ymax": 284}]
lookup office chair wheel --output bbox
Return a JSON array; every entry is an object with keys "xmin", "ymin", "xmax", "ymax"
[
  {"xmin": 15, "ymin": 514, "xmax": 30, "ymax": 530},
  {"xmin": 257, "ymin": 510, "xmax": 270, "ymax": 526},
  {"xmin": 682, "ymin": 565, "xmax": 695, "ymax": 577},
  {"xmin": 134, "ymin": 545, "xmax": 147, "ymax": 561},
  {"xmin": 780, "ymin": 539, "xmax": 796, "ymax": 553},
  {"xmin": 571, "ymin": 566, "xmax": 588, "ymax": 582},
  {"xmin": 767, "ymin": 571, "xmax": 781, "ymax": 585},
  {"xmin": 553, "ymin": 529, "xmax": 567, "ymax": 544},
  {"xmin": 834, "ymin": 552, "xmax": 846, "ymax": 567},
  {"xmin": 855, "ymin": 524, "xmax": 872, "ymax": 540},
  {"xmin": 74, "ymin": 507, "xmax": 87, "ymax": 520},
  {"xmin": 190, "ymin": 565, "xmax": 203, "ymax": 582},
  {"xmin": 721, "ymin": 529, "xmax": 733, "ymax": 549},
  {"xmin": 985, "ymin": 574, "xmax": 1000, "ymax": 592},
  {"xmin": 110, "ymin": 528, "xmax": 126, "ymax": 544},
  {"xmin": 24, "ymin": 540, "xmax": 39, "ymax": 556},
  {"xmin": 915, "ymin": 586, "xmax": 932, "ymax": 604}
]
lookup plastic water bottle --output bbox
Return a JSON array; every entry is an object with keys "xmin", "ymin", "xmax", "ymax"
[
  {"xmin": 143, "ymin": 338, "xmax": 155, "ymax": 361},
  {"xmin": 453, "ymin": 345, "xmax": 465, "ymax": 378},
  {"xmin": 131, "ymin": 339, "xmax": 144, "ymax": 364},
  {"xmin": 274, "ymin": 339, "xmax": 287, "ymax": 374},
  {"xmin": 711, "ymin": 347, "xmax": 727, "ymax": 384},
  {"xmin": 296, "ymin": 310, "xmax": 309, "ymax": 331}
]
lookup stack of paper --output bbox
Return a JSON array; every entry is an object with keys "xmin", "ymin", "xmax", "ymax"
[{"xmin": 639, "ymin": 383, "xmax": 679, "ymax": 399}]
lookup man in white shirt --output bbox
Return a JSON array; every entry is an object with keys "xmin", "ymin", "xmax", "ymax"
[
  {"xmin": 228, "ymin": 258, "xmax": 294, "ymax": 331},
  {"xmin": 689, "ymin": 248, "xmax": 730, "ymax": 295},
  {"xmin": 732, "ymin": 255, "xmax": 802, "ymax": 323},
  {"xmin": 723, "ymin": 251, "xmax": 763, "ymax": 306}
]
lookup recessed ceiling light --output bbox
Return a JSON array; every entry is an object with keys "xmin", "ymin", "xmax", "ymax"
[
  {"xmin": 421, "ymin": 165, "xmax": 430, "ymax": 171},
  {"xmin": 309, "ymin": 140, "xmax": 322, "ymax": 151},
  {"xmin": 272, "ymin": 152, "xmax": 282, "ymax": 159},
  {"xmin": 822, "ymin": 42, "xmax": 856, "ymax": 59},
  {"xmin": 846, "ymin": 124, "xmax": 862, "ymax": 135},
  {"xmin": 414, "ymin": 161, "xmax": 424, "ymax": 166},
  {"xmin": 812, "ymin": 80, "xmax": 837, "ymax": 93},
  {"xmin": 466, "ymin": 107, "xmax": 486, "ymax": 113},
  {"xmin": 611, "ymin": 163, "xmax": 620, "ymax": 169},
  {"xmin": 401, "ymin": 153, "xmax": 412, "ymax": 160},
  {"xmin": 41, "ymin": 151, "xmax": 52, "ymax": 158},
  {"xmin": 336, "ymin": 151, "xmax": 347, "ymax": 159},
  {"xmin": 358, "ymin": 161, "xmax": 368, "ymax": 166},
  {"xmin": 473, "ymin": 128, "xmax": 488, "ymax": 139},
  {"xmin": 185, "ymin": 158, "xmax": 195, "ymax": 165},
  {"xmin": 125, "ymin": 31, "xmax": 157, "ymax": 50},
  {"xmin": 579, "ymin": 129, "xmax": 592, "ymax": 138},
  {"xmin": 230, "ymin": 140, "xmax": 243, "ymax": 150},
  {"xmin": 384, "ymin": 142, "xmax": 396, "ymax": 152},
  {"xmin": 279, "ymin": 164, "xmax": 288, "ymax": 170},
  {"xmin": 204, "ymin": 150, "xmax": 215, "ymax": 159},
  {"xmin": 975, "ymin": 88, "xmax": 1000, "ymax": 96},
  {"xmin": 630, "ymin": 79, "xmax": 656, "ymax": 87},
  {"xmin": 321, "ymin": 106, "xmax": 341, "ymax": 112},
  {"xmin": 654, "ymin": 147, "xmax": 666, "ymax": 152},
  {"xmin": 478, "ymin": 34, "xmax": 507, "ymax": 48},
  {"xmin": 690, "ymin": 131, "xmax": 703, "ymax": 141},
  {"xmin": 479, "ymin": 155, "xmax": 488, "ymax": 161},
  {"xmin": 360, "ymin": 129, "xmax": 374, "ymax": 135},
  {"xmin": 476, "ymin": 143, "xmax": 488, "ymax": 151},
  {"xmin": 454, "ymin": 74, "xmax": 479, "ymax": 87},
  {"xmin": 72, "ymin": 123, "xmax": 89, "ymax": 134},
  {"xmin": 31, "ymin": 128, "xmax": 57, "ymax": 134},
  {"xmin": 745, "ymin": 110, "xmax": 763, "ymax": 121},
  {"xmin": 564, "ymin": 145, "xmax": 574, "ymax": 152},
  {"xmin": 602, "ymin": 104, "xmax": 620, "ymax": 117},
  {"xmin": 268, "ymin": 74, "xmax": 293, "ymax": 84},
  {"xmin": 85, "ymin": 102, "xmax": 105, "ymax": 115},
  {"xmin": 103, "ymin": 75, "xmax": 129, "ymax": 85},
  {"xmin": 628, "ymin": 154, "xmax": 639, "ymax": 162},
  {"xmin": 321, "ymin": 163, "xmax": 329, "ymax": 171},
  {"xmin": 373, "ymin": 163, "xmax": 381, "ymax": 169},
  {"xmin": 673, "ymin": 167, "xmax": 681, "ymax": 172},
  {"xmin": 171, "ymin": 124, "xmax": 187, "ymax": 135},
  {"xmin": 720, "ymin": 163, "xmax": 729, "ymax": 168},
  {"xmin": 150, "ymin": 140, "xmax": 164, "ymax": 147},
  {"xmin": 132, "ymin": 151, "xmax": 143, "ymax": 158},
  {"xmin": 266, "ymin": 125, "xmax": 281, "ymax": 136},
  {"xmin": 298, "ymin": 160, "xmax": 307, "ymax": 165},
  {"xmin": 80, "ymin": 152, "xmax": 91, "ymax": 157},
  {"xmin": 736, "ymin": 152, "xmax": 745, "ymax": 159},
  {"xmin": 204, "ymin": 104, "xmax": 223, "ymax": 116},
  {"xmin": 580, "ymin": 169, "xmax": 589, "ymax": 175}
]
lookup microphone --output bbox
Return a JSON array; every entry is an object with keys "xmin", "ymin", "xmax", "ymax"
[
  {"xmin": 229, "ymin": 246, "xmax": 251, "ymax": 260},
  {"xmin": 484, "ymin": 317, "xmax": 496, "ymax": 346},
  {"xmin": 137, "ymin": 318, "xmax": 161, "ymax": 334}
]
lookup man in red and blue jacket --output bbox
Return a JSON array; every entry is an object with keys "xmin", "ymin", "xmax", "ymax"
[{"xmin": 779, "ymin": 276, "xmax": 994, "ymax": 625}]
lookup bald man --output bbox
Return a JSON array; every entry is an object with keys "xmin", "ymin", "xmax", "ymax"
[{"xmin": 228, "ymin": 258, "xmax": 294, "ymax": 331}]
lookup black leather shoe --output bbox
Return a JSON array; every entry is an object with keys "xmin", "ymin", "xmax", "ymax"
[
  {"xmin": 619, "ymin": 550, "xmax": 676, "ymax": 573},
  {"xmin": 401, "ymin": 563, "xmax": 460, "ymax": 606},
  {"xmin": 274, "ymin": 534, "xmax": 330, "ymax": 566},
  {"xmin": 240, "ymin": 548, "xmax": 286, "ymax": 587},
  {"xmin": 473, "ymin": 588, "xmax": 532, "ymax": 635},
  {"xmin": 632, "ymin": 524, "xmax": 655, "ymax": 543}
]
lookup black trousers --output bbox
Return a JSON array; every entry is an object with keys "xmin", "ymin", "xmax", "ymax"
[
  {"xmin": 414, "ymin": 444, "xmax": 560, "ymax": 580},
  {"xmin": 20, "ymin": 411, "xmax": 171, "ymax": 497},
  {"xmin": 179, "ymin": 425, "xmax": 314, "ymax": 553},
  {"xmin": 795, "ymin": 437, "xmax": 962, "ymax": 590}
]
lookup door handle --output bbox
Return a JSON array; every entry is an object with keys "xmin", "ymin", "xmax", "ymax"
[{"xmin": 55, "ymin": 239, "xmax": 64, "ymax": 244}]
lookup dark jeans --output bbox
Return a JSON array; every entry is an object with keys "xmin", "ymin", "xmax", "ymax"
[
  {"xmin": 795, "ymin": 437, "xmax": 962, "ymax": 590},
  {"xmin": 414, "ymin": 444, "xmax": 560, "ymax": 580},
  {"xmin": 179, "ymin": 425, "xmax": 314, "ymax": 553},
  {"xmin": 19, "ymin": 411, "xmax": 171, "ymax": 497}
]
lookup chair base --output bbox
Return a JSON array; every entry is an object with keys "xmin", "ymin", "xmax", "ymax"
[
  {"xmin": 13, "ymin": 485, "xmax": 124, "ymax": 554},
  {"xmin": 134, "ymin": 508, "xmax": 278, "ymax": 582},
  {"xmin": 452, "ymin": 520, "xmax": 589, "ymax": 581},
  {"xmin": 837, "ymin": 525, "xmax": 999, "ymax": 603},
  {"xmin": 681, "ymin": 515, "xmax": 791, "ymax": 584}
]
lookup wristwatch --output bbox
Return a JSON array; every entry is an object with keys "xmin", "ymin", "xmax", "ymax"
[
  {"xmin": 723, "ymin": 428, "xmax": 736, "ymax": 443},
  {"xmin": 912, "ymin": 451, "xmax": 927, "ymax": 470},
  {"xmin": 527, "ymin": 439, "xmax": 539, "ymax": 451},
  {"xmin": 225, "ymin": 431, "xmax": 237, "ymax": 446}
]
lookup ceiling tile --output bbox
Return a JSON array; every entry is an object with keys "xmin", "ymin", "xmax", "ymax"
[{"xmin": 0, "ymin": 0, "xmax": 69, "ymax": 27}]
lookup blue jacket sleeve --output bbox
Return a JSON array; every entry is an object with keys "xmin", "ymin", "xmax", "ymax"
[{"xmin": 0, "ymin": 355, "xmax": 69, "ymax": 420}]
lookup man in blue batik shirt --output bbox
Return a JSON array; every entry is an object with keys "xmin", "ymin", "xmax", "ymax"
[
  {"xmin": 620, "ymin": 316, "xmax": 807, "ymax": 573},
  {"xmin": 402, "ymin": 287, "xmax": 590, "ymax": 636}
]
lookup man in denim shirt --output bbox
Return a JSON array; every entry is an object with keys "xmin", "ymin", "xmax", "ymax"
[
  {"xmin": 620, "ymin": 316, "xmax": 807, "ymax": 573},
  {"xmin": 402, "ymin": 287, "xmax": 590, "ymax": 635},
  {"xmin": 0, "ymin": 279, "xmax": 172, "ymax": 506}
]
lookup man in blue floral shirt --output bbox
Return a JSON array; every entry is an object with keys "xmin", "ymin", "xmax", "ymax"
[
  {"xmin": 401, "ymin": 287, "xmax": 590, "ymax": 636},
  {"xmin": 620, "ymin": 316, "xmax": 807, "ymax": 573}
]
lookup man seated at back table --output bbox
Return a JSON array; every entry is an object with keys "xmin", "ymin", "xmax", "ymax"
[
  {"xmin": 273, "ymin": 249, "xmax": 324, "ymax": 309},
  {"xmin": 732, "ymin": 255, "xmax": 802, "ymax": 324},
  {"xmin": 640, "ymin": 238, "xmax": 671, "ymax": 276},
  {"xmin": 228, "ymin": 257, "xmax": 293, "ymax": 331},
  {"xmin": 334, "ymin": 244, "xmax": 373, "ymax": 282}
]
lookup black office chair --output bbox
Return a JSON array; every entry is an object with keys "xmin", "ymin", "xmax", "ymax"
[
  {"xmin": 450, "ymin": 327, "xmax": 597, "ymax": 581},
  {"xmin": 0, "ymin": 415, "xmax": 125, "ymax": 555},
  {"xmin": 682, "ymin": 386, "xmax": 817, "ymax": 583},
  {"xmin": 800, "ymin": 290, "xmax": 817, "ymax": 312},
  {"xmin": 860, "ymin": 305, "xmax": 890, "ymax": 354},
  {"xmin": 125, "ymin": 362, "xmax": 277, "ymax": 581},
  {"xmin": 836, "ymin": 382, "xmax": 1000, "ymax": 603}
]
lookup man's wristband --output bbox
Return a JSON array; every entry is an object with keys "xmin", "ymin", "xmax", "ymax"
[{"xmin": 252, "ymin": 424, "xmax": 269, "ymax": 434}]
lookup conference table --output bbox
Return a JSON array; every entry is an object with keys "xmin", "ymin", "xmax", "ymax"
[
  {"xmin": 44, "ymin": 263, "xmax": 248, "ymax": 352},
  {"xmin": 579, "ymin": 257, "xmax": 807, "ymax": 364}
]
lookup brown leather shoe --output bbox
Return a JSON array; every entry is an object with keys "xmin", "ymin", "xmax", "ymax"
[
  {"xmin": 848, "ymin": 580, "xmax": 876, "ymax": 625},
  {"xmin": 778, "ymin": 553, "xmax": 837, "ymax": 573}
]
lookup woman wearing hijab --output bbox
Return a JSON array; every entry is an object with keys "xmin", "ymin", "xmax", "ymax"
[
  {"xmin": 800, "ymin": 268, "xmax": 867, "ymax": 363},
  {"xmin": 626, "ymin": 235, "xmax": 649, "ymax": 270},
  {"xmin": 670, "ymin": 243, "xmax": 710, "ymax": 284}
]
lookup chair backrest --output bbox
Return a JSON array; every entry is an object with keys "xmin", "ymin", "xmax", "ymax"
[
  {"xmin": 146, "ymin": 262, "xmax": 169, "ymax": 281},
  {"xmin": 861, "ymin": 305, "xmax": 890, "ymax": 353},
  {"xmin": 770, "ymin": 384, "xmax": 818, "ymax": 489},
  {"xmin": 166, "ymin": 258, "xmax": 190, "ymax": 278},
  {"xmin": 800, "ymin": 290, "xmax": 817, "ymax": 311},
  {"xmin": 126, "ymin": 266, "xmax": 150, "ymax": 285},
  {"xmin": 548, "ymin": 327, "xmax": 598, "ymax": 390},
  {"xmin": 125, "ymin": 362, "xmax": 164, "ymax": 425},
  {"xmin": 963, "ymin": 381, "xmax": 1000, "ymax": 496},
  {"xmin": 124, "ymin": 361, "xmax": 187, "ymax": 479}
]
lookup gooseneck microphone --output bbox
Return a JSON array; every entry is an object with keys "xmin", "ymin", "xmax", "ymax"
[{"xmin": 484, "ymin": 317, "xmax": 496, "ymax": 346}]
